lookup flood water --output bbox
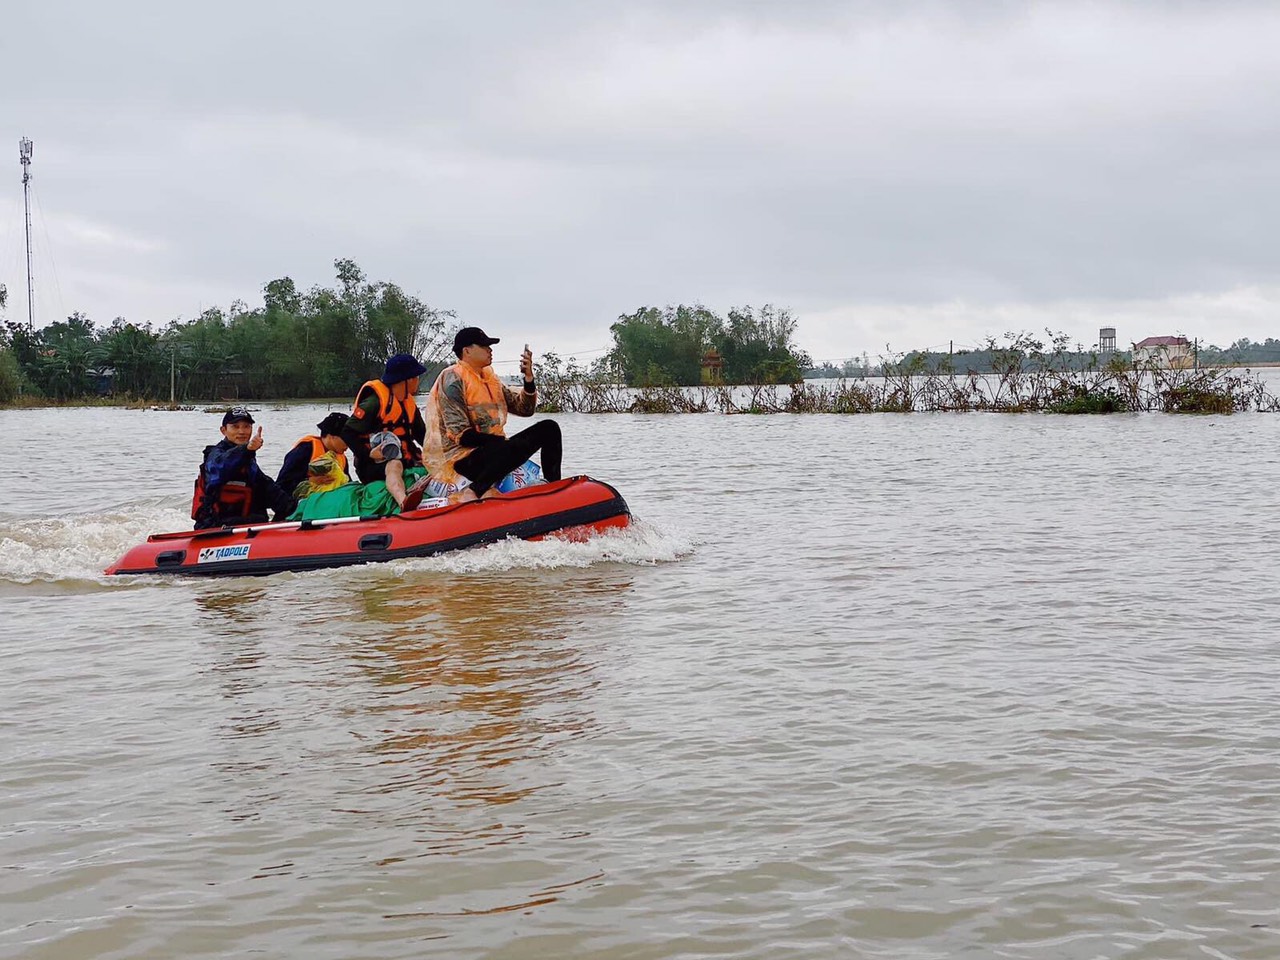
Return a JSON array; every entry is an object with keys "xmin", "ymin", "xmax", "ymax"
[{"xmin": 2, "ymin": 404, "xmax": 1279, "ymax": 959}]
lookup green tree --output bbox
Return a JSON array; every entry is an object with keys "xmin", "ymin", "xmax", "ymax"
[
  {"xmin": 0, "ymin": 347, "xmax": 18, "ymax": 403},
  {"xmin": 0, "ymin": 289, "xmax": 18, "ymax": 402},
  {"xmin": 169, "ymin": 309, "xmax": 236, "ymax": 399},
  {"xmin": 36, "ymin": 313, "xmax": 101, "ymax": 400},
  {"xmin": 717, "ymin": 304, "xmax": 810, "ymax": 383},
  {"xmin": 608, "ymin": 303, "xmax": 809, "ymax": 386},
  {"xmin": 100, "ymin": 319, "xmax": 162, "ymax": 396},
  {"xmin": 608, "ymin": 305, "xmax": 721, "ymax": 386},
  {"xmin": 263, "ymin": 276, "xmax": 301, "ymax": 314}
]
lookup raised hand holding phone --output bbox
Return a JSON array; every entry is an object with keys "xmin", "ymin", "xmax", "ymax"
[{"xmin": 521, "ymin": 343, "xmax": 534, "ymax": 383}]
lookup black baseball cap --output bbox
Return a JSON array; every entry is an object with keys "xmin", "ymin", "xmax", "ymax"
[
  {"xmin": 452, "ymin": 326, "xmax": 500, "ymax": 356},
  {"xmin": 316, "ymin": 412, "xmax": 348, "ymax": 436},
  {"xmin": 222, "ymin": 406, "xmax": 254, "ymax": 426}
]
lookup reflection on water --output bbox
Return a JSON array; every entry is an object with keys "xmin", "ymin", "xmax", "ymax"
[
  {"xmin": 194, "ymin": 582, "xmax": 273, "ymax": 626},
  {"xmin": 351, "ymin": 574, "xmax": 631, "ymax": 811},
  {"xmin": 195, "ymin": 585, "xmax": 282, "ymax": 745},
  {"xmin": 185, "ymin": 569, "xmax": 635, "ymax": 882}
]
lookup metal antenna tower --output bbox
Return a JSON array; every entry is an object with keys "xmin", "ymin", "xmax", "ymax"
[{"xmin": 19, "ymin": 137, "xmax": 34, "ymax": 330}]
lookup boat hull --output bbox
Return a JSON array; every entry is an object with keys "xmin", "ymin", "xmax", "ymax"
[{"xmin": 106, "ymin": 476, "xmax": 629, "ymax": 577}]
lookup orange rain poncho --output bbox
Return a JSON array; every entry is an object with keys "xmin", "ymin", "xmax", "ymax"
[{"xmin": 423, "ymin": 362, "xmax": 536, "ymax": 484}]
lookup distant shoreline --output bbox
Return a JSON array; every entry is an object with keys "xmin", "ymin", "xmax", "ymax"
[
  {"xmin": 0, "ymin": 397, "xmax": 356, "ymax": 412},
  {"xmin": 5, "ymin": 365, "xmax": 1280, "ymax": 412},
  {"xmin": 803, "ymin": 361, "xmax": 1280, "ymax": 378}
]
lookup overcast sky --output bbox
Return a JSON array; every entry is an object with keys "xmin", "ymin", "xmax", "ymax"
[{"xmin": 3, "ymin": 0, "xmax": 1278, "ymax": 366}]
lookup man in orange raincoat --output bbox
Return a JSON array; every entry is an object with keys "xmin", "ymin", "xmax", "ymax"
[{"xmin": 423, "ymin": 327, "xmax": 563, "ymax": 501}]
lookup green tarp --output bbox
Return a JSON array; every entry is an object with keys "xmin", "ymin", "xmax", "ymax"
[{"xmin": 286, "ymin": 467, "xmax": 428, "ymax": 521}]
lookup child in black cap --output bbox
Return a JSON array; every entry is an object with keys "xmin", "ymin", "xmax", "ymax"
[{"xmin": 275, "ymin": 411, "xmax": 352, "ymax": 500}]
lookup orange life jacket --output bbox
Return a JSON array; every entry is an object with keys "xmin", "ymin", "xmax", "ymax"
[
  {"xmin": 424, "ymin": 362, "xmax": 509, "ymax": 482},
  {"xmin": 453, "ymin": 363, "xmax": 509, "ymax": 438},
  {"xmin": 294, "ymin": 434, "xmax": 349, "ymax": 476},
  {"xmin": 351, "ymin": 379, "xmax": 422, "ymax": 466},
  {"xmin": 191, "ymin": 474, "xmax": 253, "ymax": 521}
]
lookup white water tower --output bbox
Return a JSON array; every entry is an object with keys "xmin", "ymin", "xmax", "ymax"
[{"xmin": 1099, "ymin": 327, "xmax": 1116, "ymax": 354}]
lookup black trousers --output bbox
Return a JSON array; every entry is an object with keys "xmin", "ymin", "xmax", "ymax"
[{"xmin": 455, "ymin": 420, "xmax": 562, "ymax": 495}]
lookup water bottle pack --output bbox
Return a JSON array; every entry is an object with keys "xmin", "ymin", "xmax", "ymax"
[{"xmin": 426, "ymin": 459, "xmax": 544, "ymax": 499}]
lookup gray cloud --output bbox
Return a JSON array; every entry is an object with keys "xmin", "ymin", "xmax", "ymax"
[{"xmin": 4, "ymin": 0, "xmax": 1279, "ymax": 358}]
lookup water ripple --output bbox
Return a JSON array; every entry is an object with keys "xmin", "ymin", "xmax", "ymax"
[{"xmin": 3, "ymin": 409, "xmax": 1280, "ymax": 958}]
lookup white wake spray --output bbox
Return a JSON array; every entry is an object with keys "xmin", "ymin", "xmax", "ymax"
[
  {"xmin": 383, "ymin": 519, "xmax": 695, "ymax": 575},
  {"xmin": 0, "ymin": 505, "xmax": 193, "ymax": 585},
  {"xmin": 0, "ymin": 507, "xmax": 693, "ymax": 586}
]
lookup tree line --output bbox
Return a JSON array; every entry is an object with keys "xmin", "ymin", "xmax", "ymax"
[
  {"xmin": 0, "ymin": 260, "xmax": 454, "ymax": 404},
  {"xmin": 0, "ymin": 265, "xmax": 816, "ymax": 403}
]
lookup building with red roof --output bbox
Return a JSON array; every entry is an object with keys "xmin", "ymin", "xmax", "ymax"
[{"xmin": 1132, "ymin": 336, "xmax": 1194, "ymax": 368}]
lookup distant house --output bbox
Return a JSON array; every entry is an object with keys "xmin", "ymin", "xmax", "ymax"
[
  {"xmin": 700, "ymin": 348, "xmax": 724, "ymax": 385},
  {"xmin": 1133, "ymin": 336, "xmax": 1194, "ymax": 369},
  {"xmin": 213, "ymin": 369, "xmax": 250, "ymax": 399}
]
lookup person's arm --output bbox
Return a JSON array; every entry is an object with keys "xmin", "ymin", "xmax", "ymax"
[
  {"xmin": 406, "ymin": 408, "xmax": 427, "ymax": 458},
  {"xmin": 275, "ymin": 442, "xmax": 311, "ymax": 492},
  {"xmin": 342, "ymin": 396, "xmax": 382, "ymax": 457},
  {"xmin": 248, "ymin": 461, "xmax": 294, "ymax": 521},
  {"xmin": 224, "ymin": 435, "xmax": 291, "ymax": 520},
  {"xmin": 502, "ymin": 381, "xmax": 537, "ymax": 418},
  {"xmin": 267, "ymin": 475, "xmax": 296, "ymax": 520},
  {"xmin": 504, "ymin": 346, "xmax": 538, "ymax": 417}
]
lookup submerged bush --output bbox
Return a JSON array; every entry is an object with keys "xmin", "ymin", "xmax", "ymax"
[
  {"xmin": 1161, "ymin": 384, "xmax": 1237, "ymax": 414},
  {"xmin": 534, "ymin": 332, "xmax": 1277, "ymax": 415},
  {"xmin": 535, "ymin": 367, "xmax": 1275, "ymax": 415},
  {"xmin": 1047, "ymin": 388, "xmax": 1129, "ymax": 414}
]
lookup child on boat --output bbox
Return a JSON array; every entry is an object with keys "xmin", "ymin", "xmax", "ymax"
[{"xmin": 276, "ymin": 412, "xmax": 351, "ymax": 499}]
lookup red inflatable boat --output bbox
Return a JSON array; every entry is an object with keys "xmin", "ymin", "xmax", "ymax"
[{"xmin": 106, "ymin": 476, "xmax": 630, "ymax": 577}]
